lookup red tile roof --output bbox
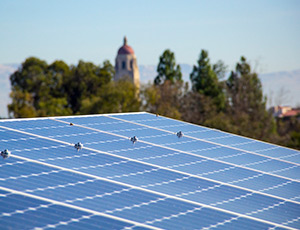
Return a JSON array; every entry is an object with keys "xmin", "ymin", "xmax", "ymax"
[
  {"xmin": 118, "ymin": 45, "xmax": 134, "ymax": 55},
  {"xmin": 283, "ymin": 110, "xmax": 300, "ymax": 117}
]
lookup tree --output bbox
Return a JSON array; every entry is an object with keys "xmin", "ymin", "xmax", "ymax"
[
  {"xmin": 180, "ymin": 91, "xmax": 217, "ymax": 125},
  {"xmin": 8, "ymin": 57, "xmax": 114, "ymax": 117},
  {"xmin": 212, "ymin": 60, "xmax": 227, "ymax": 80},
  {"xmin": 142, "ymin": 81, "xmax": 186, "ymax": 119},
  {"xmin": 226, "ymin": 56, "xmax": 276, "ymax": 139},
  {"xmin": 145, "ymin": 49, "xmax": 185, "ymax": 118},
  {"xmin": 190, "ymin": 50, "xmax": 226, "ymax": 111},
  {"xmin": 47, "ymin": 60, "xmax": 70, "ymax": 97},
  {"xmin": 9, "ymin": 57, "xmax": 48, "ymax": 108},
  {"xmin": 154, "ymin": 49, "xmax": 182, "ymax": 85},
  {"xmin": 227, "ymin": 56, "xmax": 265, "ymax": 115},
  {"xmin": 80, "ymin": 79, "xmax": 140, "ymax": 114},
  {"xmin": 63, "ymin": 60, "xmax": 114, "ymax": 114},
  {"xmin": 8, "ymin": 90, "xmax": 37, "ymax": 118},
  {"xmin": 8, "ymin": 57, "xmax": 72, "ymax": 117}
]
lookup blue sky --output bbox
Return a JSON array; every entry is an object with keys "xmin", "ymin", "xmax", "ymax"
[{"xmin": 0, "ymin": 0, "xmax": 300, "ymax": 73}]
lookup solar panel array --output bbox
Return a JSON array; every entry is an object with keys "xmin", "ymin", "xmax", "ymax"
[{"xmin": 0, "ymin": 112, "xmax": 299, "ymax": 230}]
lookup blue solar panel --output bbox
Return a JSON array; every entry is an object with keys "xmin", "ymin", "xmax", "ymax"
[
  {"xmin": 0, "ymin": 112, "xmax": 299, "ymax": 229},
  {"xmin": 0, "ymin": 189, "xmax": 138, "ymax": 230}
]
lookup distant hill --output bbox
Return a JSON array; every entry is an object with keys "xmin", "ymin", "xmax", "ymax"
[
  {"xmin": 0, "ymin": 63, "xmax": 299, "ymax": 117},
  {"xmin": 259, "ymin": 69, "xmax": 300, "ymax": 107}
]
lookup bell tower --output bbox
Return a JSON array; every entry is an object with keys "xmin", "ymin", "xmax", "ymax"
[{"xmin": 114, "ymin": 37, "xmax": 140, "ymax": 88}]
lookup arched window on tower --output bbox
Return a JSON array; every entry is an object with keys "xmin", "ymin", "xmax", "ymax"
[
  {"xmin": 122, "ymin": 61, "xmax": 126, "ymax": 69},
  {"xmin": 130, "ymin": 60, "xmax": 133, "ymax": 70}
]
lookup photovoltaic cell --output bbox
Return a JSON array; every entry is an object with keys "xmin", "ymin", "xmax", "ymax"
[
  {"xmin": 0, "ymin": 189, "xmax": 135, "ymax": 230},
  {"xmin": 0, "ymin": 112, "xmax": 299, "ymax": 229}
]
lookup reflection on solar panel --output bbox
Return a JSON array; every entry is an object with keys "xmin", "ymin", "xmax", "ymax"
[{"xmin": 0, "ymin": 112, "xmax": 299, "ymax": 229}]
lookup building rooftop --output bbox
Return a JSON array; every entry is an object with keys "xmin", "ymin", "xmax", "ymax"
[{"xmin": 117, "ymin": 36, "xmax": 134, "ymax": 55}]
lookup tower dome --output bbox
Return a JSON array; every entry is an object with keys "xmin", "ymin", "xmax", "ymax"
[
  {"xmin": 114, "ymin": 37, "xmax": 140, "ymax": 88},
  {"xmin": 117, "ymin": 37, "xmax": 134, "ymax": 55}
]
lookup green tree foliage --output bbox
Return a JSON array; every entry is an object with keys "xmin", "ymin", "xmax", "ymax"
[
  {"xmin": 289, "ymin": 131, "xmax": 300, "ymax": 149},
  {"xmin": 8, "ymin": 90, "xmax": 37, "ymax": 117},
  {"xmin": 226, "ymin": 56, "xmax": 276, "ymax": 139},
  {"xmin": 64, "ymin": 60, "xmax": 114, "ymax": 114},
  {"xmin": 179, "ymin": 92, "xmax": 233, "ymax": 132},
  {"xmin": 8, "ymin": 57, "xmax": 129, "ymax": 118},
  {"xmin": 144, "ymin": 49, "xmax": 185, "ymax": 119},
  {"xmin": 190, "ymin": 50, "xmax": 226, "ymax": 111},
  {"xmin": 212, "ymin": 60, "xmax": 227, "ymax": 80},
  {"xmin": 180, "ymin": 91, "xmax": 217, "ymax": 124},
  {"xmin": 154, "ymin": 49, "xmax": 182, "ymax": 85},
  {"xmin": 276, "ymin": 116, "xmax": 300, "ymax": 150},
  {"xmin": 8, "ymin": 57, "xmax": 72, "ymax": 117},
  {"xmin": 142, "ymin": 81, "xmax": 186, "ymax": 119},
  {"xmin": 81, "ymin": 79, "xmax": 140, "ymax": 114},
  {"xmin": 8, "ymin": 53, "xmax": 299, "ymax": 150}
]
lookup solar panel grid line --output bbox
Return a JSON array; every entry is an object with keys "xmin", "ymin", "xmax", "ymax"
[
  {"xmin": 1, "ymin": 167, "xmax": 276, "ymax": 228},
  {"xmin": 48, "ymin": 131, "xmax": 100, "ymax": 138},
  {"xmin": 138, "ymin": 133, "xmax": 174, "ymax": 140},
  {"xmin": 199, "ymin": 134, "xmax": 232, "ymax": 141},
  {"xmin": 38, "ymin": 151, "xmax": 100, "ymax": 162},
  {"xmin": 23, "ymin": 178, "xmax": 99, "ymax": 194},
  {"xmin": 132, "ymin": 112, "xmax": 290, "ymax": 148},
  {"xmin": 19, "ymin": 124, "xmax": 67, "ymax": 131},
  {"xmin": 0, "ymin": 186, "xmax": 158, "ymax": 230},
  {"xmin": 227, "ymin": 140, "xmax": 257, "ymax": 147},
  {"xmin": 49, "ymin": 119, "xmax": 300, "ymax": 186},
  {"xmin": 3, "ymin": 118, "xmax": 296, "ymax": 171},
  {"xmin": 105, "ymin": 114, "xmax": 300, "ymax": 168},
  {"xmin": 57, "ymin": 119, "xmax": 298, "ymax": 181},
  {"xmin": 0, "ymin": 134, "xmax": 296, "ymax": 227},
  {"xmin": 173, "ymin": 186, "xmax": 299, "ymax": 226},
  {"xmin": 48, "ymin": 116, "xmax": 298, "ymax": 227},
  {"xmin": 0, "ymin": 168, "xmax": 61, "ymax": 182},
  {"xmin": 4, "ymin": 163, "xmax": 300, "ymax": 211},
  {"xmin": 0, "ymin": 201, "xmax": 54, "ymax": 218},
  {"xmin": 279, "ymin": 152, "xmax": 300, "ymax": 161},
  {"xmin": 269, "ymin": 217, "xmax": 300, "ymax": 230},
  {"xmin": 204, "ymin": 148, "xmax": 298, "ymax": 164},
  {"xmin": 8, "ymin": 152, "xmax": 293, "ymax": 229},
  {"xmin": 139, "ymin": 176, "xmax": 192, "ymax": 189},
  {"xmin": 1, "ymin": 117, "xmax": 298, "ymax": 228},
  {"xmin": 13, "ymin": 121, "xmax": 300, "ymax": 204},
  {"xmin": 99, "ymin": 115, "xmax": 300, "ymax": 182},
  {"xmin": 5, "ymin": 156, "xmax": 298, "ymax": 211},
  {"xmin": 13, "ymin": 143, "xmax": 68, "ymax": 153},
  {"xmin": 1, "ymin": 123, "xmax": 299, "ymax": 207},
  {"xmin": 35, "ymin": 213, "xmax": 95, "ymax": 230},
  {"xmin": 0, "ymin": 124, "xmax": 74, "ymax": 146},
  {"xmin": 64, "ymin": 187, "xmax": 133, "ymax": 203},
  {"xmin": 104, "ymin": 197, "xmax": 167, "ymax": 214},
  {"xmin": 107, "ymin": 145, "xmax": 153, "ymax": 154},
  {"xmin": 0, "ymin": 136, "xmax": 38, "ymax": 142},
  {"xmin": 202, "ymin": 215, "xmax": 241, "ymax": 230},
  {"xmin": 140, "ymin": 113, "xmax": 300, "ymax": 161},
  {"xmin": 143, "ymin": 206, "xmax": 204, "ymax": 225},
  {"xmin": 96, "ymin": 165, "xmax": 298, "ymax": 205}
]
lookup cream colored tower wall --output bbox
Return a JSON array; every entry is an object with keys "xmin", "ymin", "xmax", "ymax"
[{"xmin": 114, "ymin": 54, "xmax": 140, "ymax": 88}]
